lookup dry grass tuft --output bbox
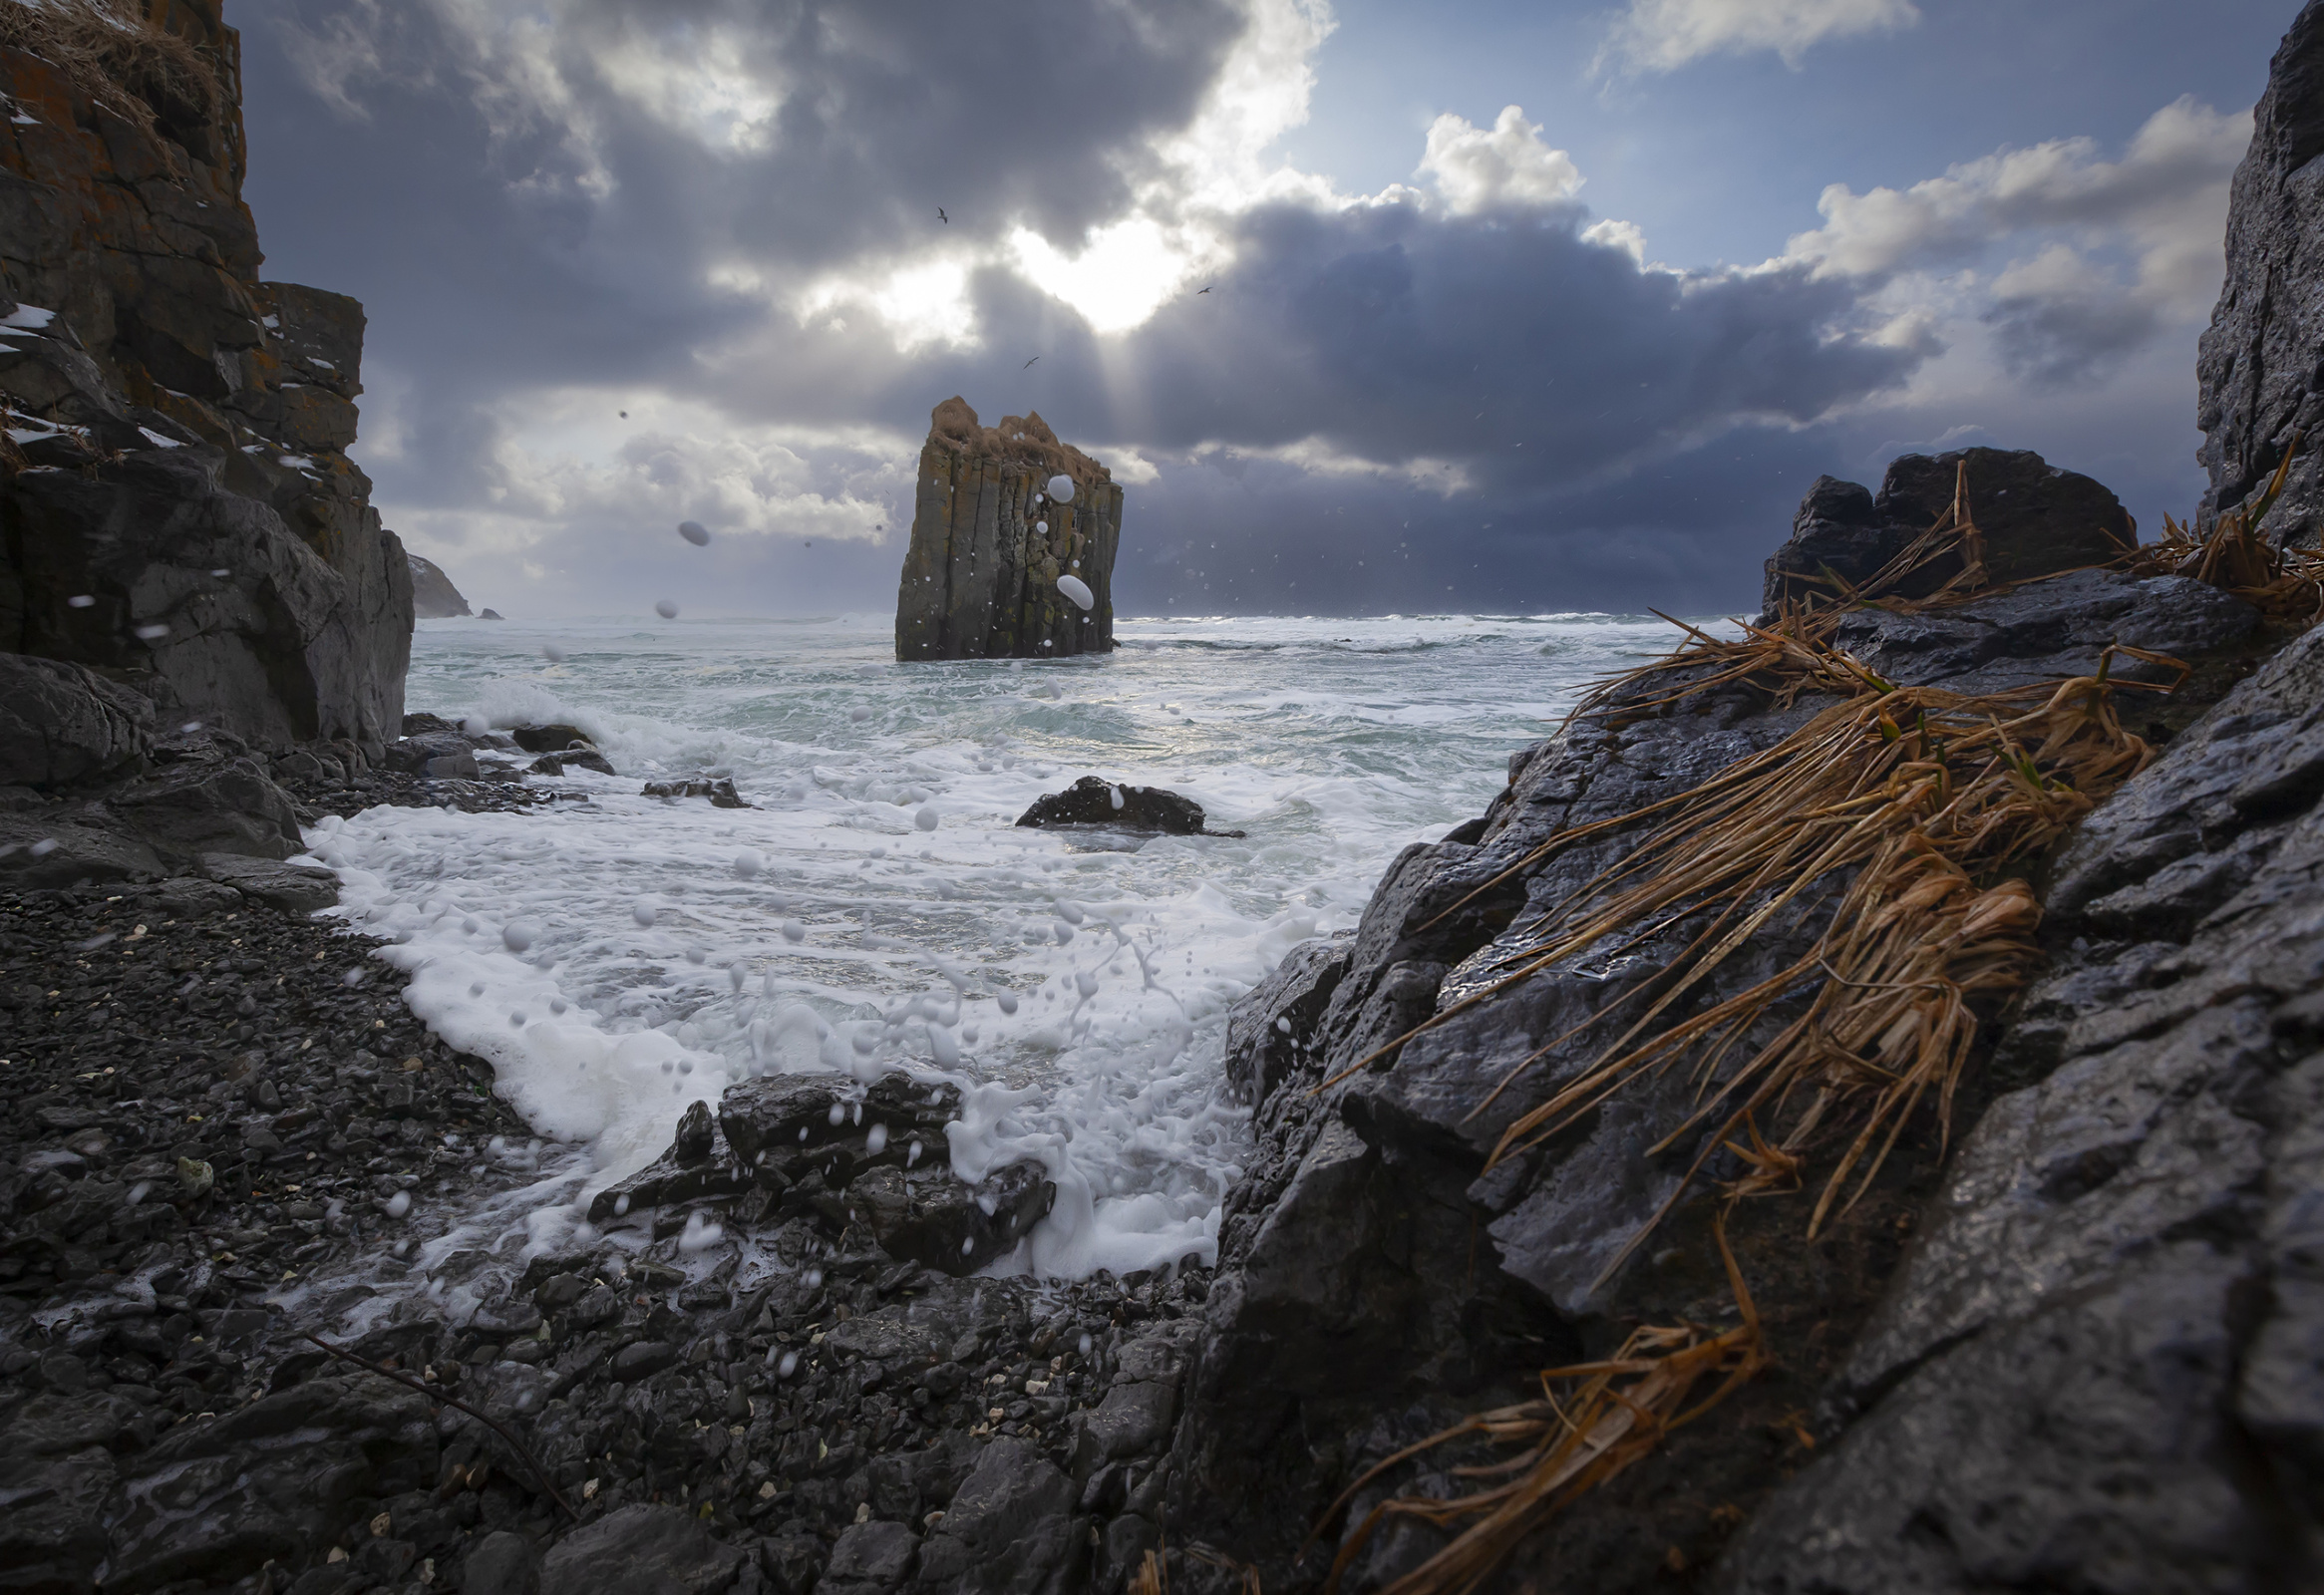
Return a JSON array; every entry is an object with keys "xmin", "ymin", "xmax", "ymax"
[
  {"xmin": 2136, "ymin": 439, "xmax": 2324, "ymax": 623},
  {"xmin": 1314, "ymin": 1219, "xmax": 1767, "ymax": 1595},
  {"xmin": 1304, "ymin": 460, "xmax": 2248, "ymax": 1591},
  {"xmin": 0, "ymin": 0, "xmax": 223, "ymax": 144}
]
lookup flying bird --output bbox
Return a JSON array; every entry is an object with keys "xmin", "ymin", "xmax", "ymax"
[
  {"xmin": 1197, "ymin": 285, "xmax": 1211, "ymax": 294},
  {"xmin": 1023, "ymin": 356, "xmax": 1040, "ymax": 369},
  {"xmin": 937, "ymin": 207, "xmax": 948, "ymax": 223}
]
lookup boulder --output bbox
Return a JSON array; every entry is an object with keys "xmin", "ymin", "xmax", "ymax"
[
  {"xmin": 0, "ymin": 652, "xmax": 153, "ymax": 789},
  {"xmin": 825, "ymin": 1520, "xmax": 919, "ymax": 1592},
  {"xmin": 529, "ymin": 748, "xmax": 616, "ymax": 778},
  {"xmin": 0, "ymin": 817, "xmax": 165, "ymax": 886},
  {"xmin": 459, "ymin": 1530, "xmax": 540, "ymax": 1595},
  {"xmin": 383, "ymin": 730, "xmax": 477, "ymax": 773},
  {"xmin": 101, "ymin": 1373, "xmax": 438, "ymax": 1593},
  {"xmin": 535, "ymin": 1504, "xmax": 744, "ymax": 1595},
  {"xmin": 199, "ymin": 853, "xmax": 339, "ymax": 913},
  {"xmin": 1015, "ymin": 776, "xmax": 1210, "ymax": 834},
  {"xmin": 1762, "ymin": 447, "xmax": 2135, "ymax": 611},
  {"xmin": 642, "ymin": 777, "xmax": 747, "ymax": 807},
  {"xmin": 109, "ymin": 757, "xmax": 301, "ymax": 863},
  {"xmin": 510, "ymin": 724, "xmax": 594, "ymax": 754},
  {"xmin": 910, "ymin": 1436, "xmax": 1086, "ymax": 1594}
]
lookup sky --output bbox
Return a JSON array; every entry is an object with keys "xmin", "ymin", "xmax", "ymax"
[{"xmin": 227, "ymin": 0, "xmax": 2301, "ymax": 619}]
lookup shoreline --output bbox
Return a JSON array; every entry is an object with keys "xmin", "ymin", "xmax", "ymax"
[{"xmin": 1, "ymin": 765, "xmax": 1198, "ymax": 1595}]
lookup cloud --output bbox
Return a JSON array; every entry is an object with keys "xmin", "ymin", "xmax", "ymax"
[
  {"xmin": 235, "ymin": 1, "xmax": 2229, "ymax": 621},
  {"xmin": 1784, "ymin": 97, "xmax": 2248, "ymax": 387},
  {"xmin": 1417, "ymin": 106, "xmax": 1583, "ymax": 215},
  {"xmin": 1604, "ymin": 0, "xmax": 1918, "ymax": 72}
]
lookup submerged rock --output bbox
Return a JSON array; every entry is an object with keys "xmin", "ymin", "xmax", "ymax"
[
  {"xmin": 1015, "ymin": 776, "xmax": 1221, "ymax": 835},
  {"xmin": 641, "ymin": 777, "xmax": 747, "ymax": 807}
]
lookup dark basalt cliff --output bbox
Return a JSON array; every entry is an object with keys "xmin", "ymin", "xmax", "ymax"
[
  {"xmin": 1, "ymin": 0, "xmax": 410, "ymax": 758},
  {"xmin": 894, "ymin": 397, "xmax": 1123, "ymax": 662},
  {"xmin": 2201, "ymin": 0, "xmax": 2324, "ymax": 544}
]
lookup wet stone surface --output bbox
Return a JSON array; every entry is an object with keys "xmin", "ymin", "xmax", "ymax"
[{"xmin": 0, "ymin": 817, "xmax": 1194, "ymax": 1595}]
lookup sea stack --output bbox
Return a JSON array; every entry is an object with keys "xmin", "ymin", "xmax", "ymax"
[{"xmin": 894, "ymin": 397, "xmax": 1123, "ymax": 661}]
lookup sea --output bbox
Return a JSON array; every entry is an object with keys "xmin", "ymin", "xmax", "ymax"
[{"xmin": 307, "ymin": 611, "xmax": 1687, "ymax": 1283}]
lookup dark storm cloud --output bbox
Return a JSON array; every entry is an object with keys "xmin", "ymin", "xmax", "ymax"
[
  {"xmin": 261, "ymin": 0, "xmax": 1243, "ymax": 267},
  {"xmin": 1982, "ymin": 279, "xmax": 2160, "ymax": 388},
  {"xmin": 1107, "ymin": 194, "xmax": 1921, "ymax": 488},
  {"xmin": 836, "ymin": 192, "xmax": 1926, "ymax": 496},
  {"xmin": 228, "ymin": 3, "xmax": 2214, "ymax": 620}
]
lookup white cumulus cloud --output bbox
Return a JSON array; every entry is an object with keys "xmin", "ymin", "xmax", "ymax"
[{"xmin": 1417, "ymin": 105, "xmax": 1584, "ymax": 215}]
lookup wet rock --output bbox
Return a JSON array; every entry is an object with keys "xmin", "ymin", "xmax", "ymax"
[
  {"xmin": 536, "ymin": 1503, "xmax": 745, "ymax": 1595},
  {"xmin": 609, "ymin": 1341, "xmax": 680, "ymax": 1382},
  {"xmin": 384, "ymin": 731, "xmax": 476, "ymax": 774},
  {"xmin": 1015, "ymin": 776, "xmax": 1208, "ymax": 834},
  {"xmin": 674, "ymin": 1100, "xmax": 716, "ymax": 1164},
  {"xmin": 529, "ymin": 748, "xmax": 616, "ymax": 778},
  {"xmin": 827, "ymin": 1519, "xmax": 919, "ymax": 1591},
  {"xmin": 111, "ymin": 756, "xmax": 303, "ymax": 863},
  {"xmin": 1831, "ymin": 570, "xmax": 2258, "ymax": 696},
  {"xmin": 460, "ymin": 1529, "xmax": 541, "ymax": 1594},
  {"xmin": 0, "ymin": 653, "xmax": 154, "ymax": 790},
  {"xmin": 0, "ymin": 1444, "xmax": 117, "ymax": 1595},
  {"xmin": 1720, "ymin": 620, "xmax": 2324, "ymax": 1592},
  {"xmin": 911, "ymin": 1437, "xmax": 1084, "ymax": 1594},
  {"xmin": 1762, "ymin": 447, "xmax": 2135, "ymax": 611},
  {"xmin": 200, "ymin": 853, "xmax": 339, "ymax": 913},
  {"xmin": 104, "ymin": 1373, "xmax": 439, "ymax": 1592},
  {"xmin": 642, "ymin": 777, "xmax": 748, "ymax": 807},
  {"xmin": 0, "ymin": 815, "xmax": 165, "ymax": 885},
  {"xmin": 510, "ymin": 725, "xmax": 593, "ymax": 754}
]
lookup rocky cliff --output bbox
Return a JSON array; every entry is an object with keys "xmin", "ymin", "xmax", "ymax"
[
  {"xmin": 0, "ymin": 0, "xmax": 410, "ymax": 756},
  {"xmin": 894, "ymin": 398, "xmax": 1123, "ymax": 662},
  {"xmin": 408, "ymin": 551, "xmax": 472, "ymax": 619},
  {"xmin": 2200, "ymin": 0, "xmax": 2324, "ymax": 545}
]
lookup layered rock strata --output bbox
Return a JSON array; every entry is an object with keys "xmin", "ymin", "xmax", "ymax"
[
  {"xmin": 1, "ymin": 0, "xmax": 411, "ymax": 753},
  {"xmin": 895, "ymin": 398, "xmax": 1123, "ymax": 661}
]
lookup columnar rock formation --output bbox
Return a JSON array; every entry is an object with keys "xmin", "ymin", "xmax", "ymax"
[
  {"xmin": 894, "ymin": 398, "xmax": 1123, "ymax": 661},
  {"xmin": 0, "ymin": 0, "xmax": 411, "ymax": 754}
]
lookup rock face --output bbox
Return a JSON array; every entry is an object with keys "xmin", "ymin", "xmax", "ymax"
[
  {"xmin": 1721, "ymin": 622, "xmax": 2324, "ymax": 1593},
  {"xmin": 2200, "ymin": 0, "xmax": 2324, "ymax": 544},
  {"xmin": 1158, "ymin": 452, "xmax": 2314, "ymax": 1594},
  {"xmin": 408, "ymin": 552, "xmax": 473, "ymax": 618},
  {"xmin": 1, "ymin": 0, "xmax": 411, "ymax": 753},
  {"xmin": 895, "ymin": 399, "xmax": 1124, "ymax": 662},
  {"xmin": 1763, "ymin": 447, "xmax": 2135, "ymax": 611}
]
